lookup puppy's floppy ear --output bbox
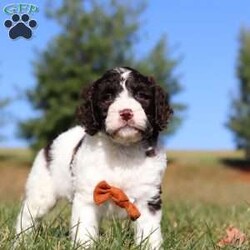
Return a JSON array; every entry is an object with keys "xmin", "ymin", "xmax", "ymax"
[
  {"xmin": 76, "ymin": 83, "xmax": 101, "ymax": 135},
  {"xmin": 143, "ymin": 77, "xmax": 173, "ymax": 157},
  {"xmin": 148, "ymin": 77, "xmax": 173, "ymax": 132},
  {"xmin": 154, "ymin": 84, "xmax": 173, "ymax": 131}
]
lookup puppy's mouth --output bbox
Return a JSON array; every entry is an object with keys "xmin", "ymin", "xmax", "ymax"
[
  {"xmin": 112, "ymin": 125, "xmax": 144, "ymax": 135},
  {"xmin": 105, "ymin": 123, "xmax": 146, "ymax": 145}
]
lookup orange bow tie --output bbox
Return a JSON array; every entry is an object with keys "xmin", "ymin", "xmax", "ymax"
[{"xmin": 93, "ymin": 181, "xmax": 141, "ymax": 221}]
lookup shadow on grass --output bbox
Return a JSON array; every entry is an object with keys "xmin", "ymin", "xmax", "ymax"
[
  {"xmin": 220, "ymin": 158, "xmax": 250, "ymax": 172},
  {"xmin": 0, "ymin": 154, "xmax": 10, "ymax": 161},
  {"xmin": 167, "ymin": 158, "xmax": 175, "ymax": 165}
]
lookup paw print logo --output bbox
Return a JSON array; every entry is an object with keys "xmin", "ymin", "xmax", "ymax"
[{"xmin": 4, "ymin": 14, "xmax": 37, "ymax": 39}]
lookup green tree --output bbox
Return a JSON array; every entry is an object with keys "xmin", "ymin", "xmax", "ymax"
[
  {"xmin": 0, "ymin": 97, "xmax": 9, "ymax": 141},
  {"xmin": 20, "ymin": 0, "xmax": 185, "ymax": 150},
  {"xmin": 0, "ymin": 69, "xmax": 9, "ymax": 140},
  {"xmin": 227, "ymin": 29, "xmax": 250, "ymax": 159}
]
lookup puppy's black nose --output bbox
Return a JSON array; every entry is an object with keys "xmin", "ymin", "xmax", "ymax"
[{"xmin": 119, "ymin": 109, "xmax": 133, "ymax": 121}]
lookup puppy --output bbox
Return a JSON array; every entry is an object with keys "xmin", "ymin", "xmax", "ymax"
[{"xmin": 15, "ymin": 67, "xmax": 172, "ymax": 249}]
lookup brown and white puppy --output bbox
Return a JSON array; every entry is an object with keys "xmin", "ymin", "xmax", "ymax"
[{"xmin": 16, "ymin": 67, "xmax": 172, "ymax": 249}]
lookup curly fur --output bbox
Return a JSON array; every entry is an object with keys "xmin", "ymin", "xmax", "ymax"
[{"xmin": 77, "ymin": 68, "xmax": 172, "ymax": 153}]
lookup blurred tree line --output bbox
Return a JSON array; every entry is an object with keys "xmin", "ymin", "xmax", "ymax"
[
  {"xmin": 227, "ymin": 28, "xmax": 250, "ymax": 160},
  {"xmin": 0, "ymin": 97, "xmax": 9, "ymax": 141},
  {"xmin": 0, "ymin": 71, "xmax": 9, "ymax": 141},
  {"xmin": 20, "ymin": 0, "xmax": 185, "ymax": 151}
]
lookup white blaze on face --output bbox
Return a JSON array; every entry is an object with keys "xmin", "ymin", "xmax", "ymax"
[
  {"xmin": 105, "ymin": 68, "xmax": 148, "ymax": 145},
  {"xmin": 120, "ymin": 70, "xmax": 130, "ymax": 89}
]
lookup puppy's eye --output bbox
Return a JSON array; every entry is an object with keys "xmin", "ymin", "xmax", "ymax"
[
  {"xmin": 103, "ymin": 93, "xmax": 113, "ymax": 102},
  {"xmin": 135, "ymin": 91, "xmax": 150, "ymax": 100}
]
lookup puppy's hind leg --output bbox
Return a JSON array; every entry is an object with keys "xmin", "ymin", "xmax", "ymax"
[{"xmin": 15, "ymin": 149, "xmax": 57, "ymax": 236}]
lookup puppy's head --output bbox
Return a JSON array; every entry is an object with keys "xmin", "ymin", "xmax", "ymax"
[{"xmin": 77, "ymin": 67, "xmax": 172, "ymax": 146}]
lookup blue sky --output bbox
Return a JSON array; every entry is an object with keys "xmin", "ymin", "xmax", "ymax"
[{"xmin": 0, "ymin": 0, "xmax": 250, "ymax": 150}]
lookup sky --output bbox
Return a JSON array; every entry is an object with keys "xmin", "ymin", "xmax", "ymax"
[{"xmin": 0, "ymin": 0, "xmax": 250, "ymax": 150}]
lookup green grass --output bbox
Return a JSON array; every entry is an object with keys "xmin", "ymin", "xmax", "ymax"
[
  {"xmin": 0, "ymin": 149, "xmax": 250, "ymax": 249},
  {"xmin": 0, "ymin": 202, "xmax": 250, "ymax": 249}
]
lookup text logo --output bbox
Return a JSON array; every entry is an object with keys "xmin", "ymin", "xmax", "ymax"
[
  {"xmin": 3, "ymin": 3, "xmax": 39, "ymax": 40},
  {"xmin": 3, "ymin": 3, "xmax": 39, "ymax": 15}
]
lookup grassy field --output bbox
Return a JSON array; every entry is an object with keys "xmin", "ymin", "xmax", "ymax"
[{"xmin": 0, "ymin": 149, "xmax": 250, "ymax": 249}]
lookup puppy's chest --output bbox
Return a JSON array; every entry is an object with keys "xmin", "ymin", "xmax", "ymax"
[{"xmin": 74, "ymin": 146, "xmax": 164, "ymax": 201}]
